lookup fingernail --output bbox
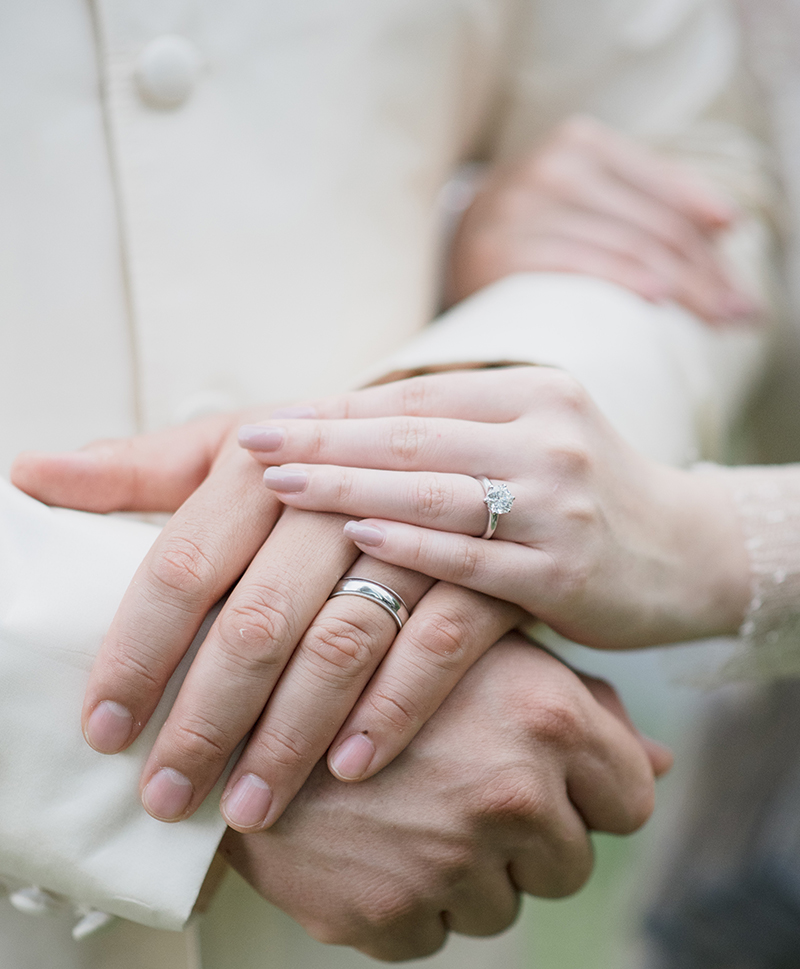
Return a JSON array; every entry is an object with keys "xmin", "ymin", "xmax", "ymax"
[
  {"xmin": 142, "ymin": 768, "xmax": 193, "ymax": 821},
  {"xmin": 269, "ymin": 405, "xmax": 318, "ymax": 419},
  {"xmin": 222, "ymin": 773, "xmax": 272, "ymax": 829},
  {"xmin": 343, "ymin": 521, "xmax": 385, "ymax": 547},
  {"xmin": 330, "ymin": 733, "xmax": 375, "ymax": 780},
  {"xmin": 263, "ymin": 467, "xmax": 308, "ymax": 493},
  {"xmin": 85, "ymin": 701, "xmax": 134, "ymax": 753},
  {"xmin": 238, "ymin": 425, "xmax": 285, "ymax": 451}
]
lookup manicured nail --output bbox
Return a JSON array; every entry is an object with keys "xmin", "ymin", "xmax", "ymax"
[
  {"xmin": 269, "ymin": 405, "xmax": 318, "ymax": 419},
  {"xmin": 85, "ymin": 701, "xmax": 134, "ymax": 753},
  {"xmin": 238, "ymin": 425, "xmax": 285, "ymax": 451},
  {"xmin": 142, "ymin": 768, "xmax": 193, "ymax": 821},
  {"xmin": 222, "ymin": 774, "xmax": 272, "ymax": 829},
  {"xmin": 330, "ymin": 733, "xmax": 375, "ymax": 780},
  {"xmin": 343, "ymin": 521, "xmax": 385, "ymax": 547},
  {"xmin": 263, "ymin": 467, "xmax": 308, "ymax": 493}
]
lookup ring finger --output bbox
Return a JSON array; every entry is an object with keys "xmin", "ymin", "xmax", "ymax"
[{"xmin": 263, "ymin": 464, "xmax": 524, "ymax": 540}]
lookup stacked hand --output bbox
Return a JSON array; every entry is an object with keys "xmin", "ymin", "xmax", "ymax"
[
  {"xmin": 446, "ymin": 115, "xmax": 759, "ymax": 325},
  {"xmin": 243, "ymin": 367, "xmax": 752, "ymax": 651}
]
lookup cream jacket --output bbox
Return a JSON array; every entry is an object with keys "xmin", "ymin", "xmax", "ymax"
[{"xmin": 0, "ymin": 0, "xmax": 776, "ymax": 966}]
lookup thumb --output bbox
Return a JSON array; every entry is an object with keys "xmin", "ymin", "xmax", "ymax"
[{"xmin": 11, "ymin": 415, "xmax": 232, "ymax": 513}]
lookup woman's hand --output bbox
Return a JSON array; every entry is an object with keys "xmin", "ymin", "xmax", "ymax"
[
  {"xmin": 241, "ymin": 367, "xmax": 752, "ymax": 651},
  {"xmin": 11, "ymin": 409, "xmax": 522, "ymax": 830},
  {"xmin": 446, "ymin": 115, "xmax": 759, "ymax": 325}
]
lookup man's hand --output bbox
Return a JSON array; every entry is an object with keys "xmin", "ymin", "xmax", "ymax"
[
  {"xmin": 446, "ymin": 115, "xmax": 759, "ymax": 325},
  {"xmin": 221, "ymin": 635, "xmax": 671, "ymax": 962},
  {"xmin": 11, "ymin": 415, "xmax": 522, "ymax": 830}
]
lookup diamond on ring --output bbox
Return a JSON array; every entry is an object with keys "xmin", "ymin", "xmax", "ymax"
[
  {"xmin": 474, "ymin": 476, "xmax": 515, "ymax": 539},
  {"xmin": 484, "ymin": 482, "xmax": 515, "ymax": 517}
]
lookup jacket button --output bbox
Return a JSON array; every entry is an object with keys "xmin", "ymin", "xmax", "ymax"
[
  {"xmin": 135, "ymin": 35, "xmax": 201, "ymax": 109},
  {"xmin": 9, "ymin": 886, "xmax": 61, "ymax": 916}
]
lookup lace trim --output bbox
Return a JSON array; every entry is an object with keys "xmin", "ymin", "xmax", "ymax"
[{"xmin": 697, "ymin": 463, "xmax": 800, "ymax": 680}]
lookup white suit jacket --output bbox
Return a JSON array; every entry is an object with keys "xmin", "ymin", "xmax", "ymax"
[{"xmin": 0, "ymin": 0, "xmax": 777, "ymax": 966}]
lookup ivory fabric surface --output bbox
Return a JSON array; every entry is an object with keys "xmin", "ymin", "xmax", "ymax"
[{"xmin": 0, "ymin": 0, "xmax": 782, "ymax": 966}]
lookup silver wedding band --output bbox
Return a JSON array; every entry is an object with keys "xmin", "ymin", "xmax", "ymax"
[
  {"xmin": 475, "ymin": 475, "xmax": 515, "ymax": 539},
  {"xmin": 328, "ymin": 577, "xmax": 410, "ymax": 631}
]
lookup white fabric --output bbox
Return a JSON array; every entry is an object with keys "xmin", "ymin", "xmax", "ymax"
[{"xmin": 0, "ymin": 480, "xmax": 227, "ymax": 930}]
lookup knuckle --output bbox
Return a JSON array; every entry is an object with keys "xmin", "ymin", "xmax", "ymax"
[
  {"xmin": 444, "ymin": 537, "xmax": 485, "ymax": 582},
  {"xmin": 474, "ymin": 769, "xmax": 539, "ymax": 827},
  {"xmin": 387, "ymin": 418, "xmax": 427, "ymax": 466},
  {"xmin": 414, "ymin": 611, "xmax": 467, "ymax": 667},
  {"xmin": 149, "ymin": 534, "xmax": 219, "ymax": 606},
  {"xmin": 253, "ymin": 722, "xmax": 310, "ymax": 771},
  {"xmin": 526, "ymin": 692, "xmax": 585, "ymax": 751},
  {"xmin": 398, "ymin": 377, "xmax": 433, "ymax": 416},
  {"xmin": 220, "ymin": 591, "xmax": 295, "ymax": 655},
  {"xmin": 363, "ymin": 685, "xmax": 422, "ymax": 735},
  {"xmin": 414, "ymin": 474, "xmax": 456, "ymax": 523},
  {"xmin": 105, "ymin": 640, "xmax": 171, "ymax": 694},
  {"xmin": 170, "ymin": 710, "xmax": 230, "ymax": 763},
  {"xmin": 538, "ymin": 368, "xmax": 591, "ymax": 415},
  {"xmin": 304, "ymin": 612, "xmax": 380, "ymax": 677}
]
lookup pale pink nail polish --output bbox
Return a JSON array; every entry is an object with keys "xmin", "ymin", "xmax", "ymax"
[
  {"xmin": 343, "ymin": 521, "xmax": 385, "ymax": 547},
  {"xmin": 269, "ymin": 405, "xmax": 318, "ymax": 419},
  {"xmin": 263, "ymin": 467, "xmax": 307, "ymax": 492},
  {"xmin": 238, "ymin": 425, "xmax": 285, "ymax": 450},
  {"xmin": 222, "ymin": 774, "xmax": 272, "ymax": 829},
  {"xmin": 142, "ymin": 768, "xmax": 193, "ymax": 821},
  {"xmin": 85, "ymin": 700, "xmax": 134, "ymax": 753},
  {"xmin": 330, "ymin": 733, "xmax": 375, "ymax": 780}
]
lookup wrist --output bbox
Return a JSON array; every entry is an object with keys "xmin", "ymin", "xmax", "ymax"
[{"xmin": 654, "ymin": 464, "xmax": 751, "ymax": 642}]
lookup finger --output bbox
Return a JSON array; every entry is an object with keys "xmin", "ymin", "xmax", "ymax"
[
  {"xmin": 580, "ymin": 674, "xmax": 673, "ymax": 778},
  {"xmin": 220, "ymin": 558, "xmax": 433, "ymax": 831},
  {"xmin": 443, "ymin": 867, "xmax": 520, "ymax": 937},
  {"xmin": 270, "ymin": 367, "xmax": 536, "ymax": 423},
  {"xmin": 507, "ymin": 792, "xmax": 595, "ymax": 898},
  {"xmin": 83, "ymin": 446, "xmax": 280, "ymax": 757},
  {"xmin": 263, "ymin": 464, "xmax": 518, "ymax": 538},
  {"xmin": 491, "ymin": 233, "xmax": 675, "ymax": 304},
  {"xmin": 328, "ymin": 584, "xmax": 523, "ymax": 781},
  {"xmin": 551, "ymin": 116, "xmax": 737, "ymax": 228},
  {"xmin": 529, "ymin": 208, "xmax": 738, "ymax": 322},
  {"xmin": 239, "ymin": 414, "xmax": 515, "ymax": 476},
  {"xmin": 566, "ymin": 702, "xmax": 656, "ymax": 836},
  {"xmin": 11, "ymin": 415, "xmax": 232, "ymax": 513},
  {"xmin": 138, "ymin": 508, "xmax": 359, "ymax": 822},
  {"xmin": 341, "ymin": 518, "xmax": 542, "ymax": 609},
  {"xmin": 575, "ymin": 168, "xmax": 739, "ymax": 289}
]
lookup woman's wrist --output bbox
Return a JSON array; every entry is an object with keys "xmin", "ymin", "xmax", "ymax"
[{"xmin": 649, "ymin": 464, "xmax": 751, "ymax": 644}]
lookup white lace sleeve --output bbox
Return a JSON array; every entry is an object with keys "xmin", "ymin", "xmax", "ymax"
[{"xmin": 697, "ymin": 463, "xmax": 800, "ymax": 680}]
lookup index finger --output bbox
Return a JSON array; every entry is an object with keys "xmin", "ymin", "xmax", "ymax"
[
  {"xmin": 82, "ymin": 447, "xmax": 279, "ymax": 754},
  {"xmin": 269, "ymin": 367, "xmax": 537, "ymax": 423}
]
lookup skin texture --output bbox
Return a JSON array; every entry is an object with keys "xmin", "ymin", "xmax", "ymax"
[
  {"xmin": 220, "ymin": 635, "xmax": 670, "ymax": 962},
  {"xmin": 243, "ymin": 367, "xmax": 753, "ymax": 653},
  {"xmin": 445, "ymin": 115, "xmax": 759, "ymax": 325},
  {"xmin": 11, "ymin": 409, "xmax": 522, "ymax": 830}
]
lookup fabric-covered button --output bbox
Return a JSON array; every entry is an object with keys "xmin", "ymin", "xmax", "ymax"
[
  {"xmin": 9, "ymin": 886, "xmax": 61, "ymax": 916},
  {"xmin": 72, "ymin": 909, "xmax": 118, "ymax": 941},
  {"xmin": 135, "ymin": 35, "xmax": 201, "ymax": 109}
]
